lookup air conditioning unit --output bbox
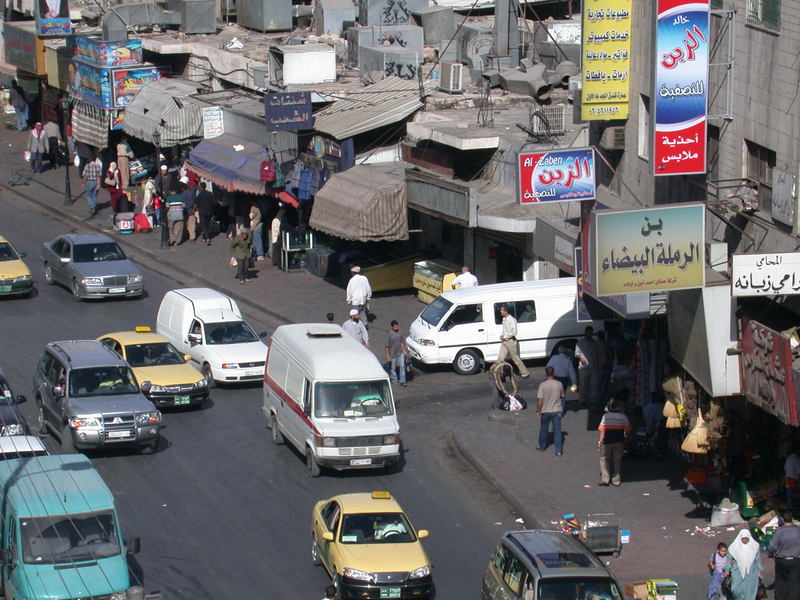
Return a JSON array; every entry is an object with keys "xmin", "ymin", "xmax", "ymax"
[
  {"xmin": 530, "ymin": 104, "xmax": 566, "ymax": 135},
  {"xmin": 439, "ymin": 62, "xmax": 464, "ymax": 94},
  {"xmin": 600, "ymin": 126, "xmax": 625, "ymax": 150}
]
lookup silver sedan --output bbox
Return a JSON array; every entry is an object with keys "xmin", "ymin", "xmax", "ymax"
[{"xmin": 41, "ymin": 233, "xmax": 144, "ymax": 300}]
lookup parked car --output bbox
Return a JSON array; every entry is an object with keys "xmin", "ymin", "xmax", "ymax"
[
  {"xmin": 32, "ymin": 340, "xmax": 161, "ymax": 453},
  {"xmin": 98, "ymin": 327, "xmax": 209, "ymax": 408},
  {"xmin": 41, "ymin": 232, "xmax": 144, "ymax": 300},
  {"xmin": 481, "ymin": 530, "xmax": 624, "ymax": 600},
  {"xmin": 0, "ymin": 234, "xmax": 33, "ymax": 297},
  {"xmin": 0, "ymin": 369, "xmax": 29, "ymax": 435},
  {"xmin": 0, "ymin": 435, "xmax": 48, "ymax": 459},
  {"xmin": 311, "ymin": 491, "xmax": 433, "ymax": 600}
]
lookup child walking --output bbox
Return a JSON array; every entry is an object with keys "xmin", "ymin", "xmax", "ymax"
[{"xmin": 708, "ymin": 542, "xmax": 729, "ymax": 600}]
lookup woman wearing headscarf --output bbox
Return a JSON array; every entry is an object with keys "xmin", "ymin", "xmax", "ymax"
[
  {"xmin": 26, "ymin": 122, "xmax": 49, "ymax": 174},
  {"xmin": 105, "ymin": 162, "xmax": 123, "ymax": 214},
  {"xmin": 724, "ymin": 529, "xmax": 762, "ymax": 600}
]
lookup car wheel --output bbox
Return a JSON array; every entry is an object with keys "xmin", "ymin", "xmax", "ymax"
[
  {"xmin": 311, "ymin": 536, "xmax": 321, "ymax": 566},
  {"xmin": 36, "ymin": 402, "xmax": 47, "ymax": 435},
  {"xmin": 306, "ymin": 449, "xmax": 321, "ymax": 478},
  {"xmin": 60, "ymin": 428, "xmax": 77, "ymax": 454},
  {"xmin": 72, "ymin": 280, "xmax": 82, "ymax": 302},
  {"xmin": 270, "ymin": 414, "xmax": 283, "ymax": 445},
  {"xmin": 454, "ymin": 348, "xmax": 481, "ymax": 375},
  {"xmin": 44, "ymin": 264, "xmax": 54, "ymax": 285},
  {"xmin": 202, "ymin": 363, "xmax": 215, "ymax": 388}
]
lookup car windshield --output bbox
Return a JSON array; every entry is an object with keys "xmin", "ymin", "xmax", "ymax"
[
  {"xmin": 125, "ymin": 342, "xmax": 185, "ymax": 367},
  {"xmin": 314, "ymin": 381, "xmax": 393, "ymax": 418},
  {"xmin": 0, "ymin": 242, "xmax": 19, "ymax": 262},
  {"xmin": 420, "ymin": 296, "xmax": 452, "ymax": 327},
  {"xmin": 21, "ymin": 511, "xmax": 121, "ymax": 564},
  {"xmin": 205, "ymin": 321, "xmax": 258, "ymax": 345},
  {"xmin": 72, "ymin": 242, "xmax": 126, "ymax": 263},
  {"xmin": 68, "ymin": 367, "xmax": 139, "ymax": 397},
  {"xmin": 340, "ymin": 513, "xmax": 416, "ymax": 544},
  {"xmin": 538, "ymin": 578, "xmax": 623, "ymax": 600}
]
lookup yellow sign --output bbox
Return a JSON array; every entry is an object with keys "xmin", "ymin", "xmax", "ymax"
[{"xmin": 581, "ymin": 0, "xmax": 633, "ymax": 121}]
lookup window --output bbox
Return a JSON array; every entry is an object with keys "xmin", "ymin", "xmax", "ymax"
[
  {"xmin": 314, "ymin": 380, "xmax": 393, "ymax": 418},
  {"xmin": 100, "ymin": 338, "xmax": 123, "ymax": 356},
  {"xmin": 747, "ymin": 0, "xmax": 780, "ymax": 30},
  {"xmin": 68, "ymin": 367, "xmax": 138, "ymax": 397},
  {"xmin": 745, "ymin": 140, "xmax": 776, "ymax": 212},
  {"xmin": 204, "ymin": 321, "xmax": 258, "ymax": 345},
  {"xmin": 21, "ymin": 511, "xmax": 121, "ymax": 564},
  {"xmin": 538, "ymin": 578, "xmax": 623, "ymax": 600},
  {"xmin": 38, "ymin": 353, "xmax": 56, "ymax": 381},
  {"xmin": 502, "ymin": 554, "xmax": 526, "ymax": 595},
  {"xmin": 0, "ymin": 242, "xmax": 19, "ymax": 262},
  {"xmin": 72, "ymin": 242, "xmax": 125, "ymax": 263},
  {"xmin": 266, "ymin": 346, "xmax": 289, "ymax": 388},
  {"xmin": 637, "ymin": 95, "xmax": 650, "ymax": 160},
  {"xmin": 124, "ymin": 343, "xmax": 184, "ymax": 367},
  {"xmin": 443, "ymin": 304, "xmax": 483, "ymax": 329},
  {"xmin": 494, "ymin": 301, "xmax": 536, "ymax": 324},
  {"xmin": 324, "ymin": 502, "xmax": 341, "ymax": 533},
  {"xmin": 492, "ymin": 545, "xmax": 510, "ymax": 571},
  {"xmin": 52, "ymin": 239, "xmax": 69, "ymax": 258},
  {"xmin": 340, "ymin": 513, "xmax": 417, "ymax": 544},
  {"xmin": 420, "ymin": 296, "xmax": 452, "ymax": 327}
]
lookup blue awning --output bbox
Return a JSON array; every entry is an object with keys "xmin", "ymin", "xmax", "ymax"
[{"xmin": 186, "ymin": 133, "xmax": 269, "ymax": 195}]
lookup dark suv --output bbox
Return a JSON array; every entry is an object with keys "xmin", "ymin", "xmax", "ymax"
[{"xmin": 32, "ymin": 340, "xmax": 161, "ymax": 453}]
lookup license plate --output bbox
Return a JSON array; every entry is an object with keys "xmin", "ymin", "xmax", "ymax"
[
  {"xmin": 107, "ymin": 430, "xmax": 133, "ymax": 439},
  {"xmin": 243, "ymin": 369, "xmax": 261, "ymax": 377},
  {"xmin": 174, "ymin": 395, "xmax": 191, "ymax": 405},
  {"xmin": 108, "ymin": 287, "xmax": 126, "ymax": 293},
  {"xmin": 0, "ymin": 285, "xmax": 11, "ymax": 293},
  {"xmin": 380, "ymin": 588, "xmax": 401, "ymax": 599},
  {"xmin": 350, "ymin": 458, "xmax": 372, "ymax": 466}
]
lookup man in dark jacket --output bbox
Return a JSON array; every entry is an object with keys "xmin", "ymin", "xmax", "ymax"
[
  {"xmin": 196, "ymin": 182, "xmax": 216, "ymax": 245},
  {"xmin": 230, "ymin": 231, "xmax": 252, "ymax": 284},
  {"xmin": 154, "ymin": 165, "xmax": 174, "ymax": 198}
]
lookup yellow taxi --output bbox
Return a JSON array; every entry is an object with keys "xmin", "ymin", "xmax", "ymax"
[
  {"xmin": 97, "ymin": 327, "xmax": 209, "ymax": 408},
  {"xmin": 311, "ymin": 491, "xmax": 433, "ymax": 599},
  {"xmin": 0, "ymin": 235, "xmax": 33, "ymax": 297}
]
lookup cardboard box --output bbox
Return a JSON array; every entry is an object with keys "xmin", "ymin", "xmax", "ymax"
[{"xmin": 623, "ymin": 581, "xmax": 648, "ymax": 599}]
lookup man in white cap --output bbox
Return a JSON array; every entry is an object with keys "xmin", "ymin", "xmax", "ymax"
[
  {"xmin": 342, "ymin": 309, "xmax": 369, "ymax": 347},
  {"xmin": 346, "ymin": 265, "xmax": 372, "ymax": 318},
  {"xmin": 155, "ymin": 164, "xmax": 174, "ymax": 199}
]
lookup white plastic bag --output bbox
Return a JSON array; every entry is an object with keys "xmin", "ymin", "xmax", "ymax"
[
  {"xmin": 23, "ymin": 150, "xmax": 31, "ymax": 162},
  {"xmin": 508, "ymin": 395, "xmax": 523, "ymax": 412}
]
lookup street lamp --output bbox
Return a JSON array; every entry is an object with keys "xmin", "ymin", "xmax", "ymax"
[
  {"xmin": 60, "ymin": 97, "xmax": 72, "ymax": 206},
  {"xmin": 153, "ymin": 130, "xmax": 169, "ymax": 249}
]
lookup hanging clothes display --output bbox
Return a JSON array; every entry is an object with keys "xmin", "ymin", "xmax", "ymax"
[{"xmin": 298, "ymin": 167, "xmax": 313, "ymax": 201}]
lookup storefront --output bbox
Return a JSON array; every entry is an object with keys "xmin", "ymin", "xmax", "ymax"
[
  {"xmin": 4, "ymin": 21, "xmax": 47, "ymax": 121},
  {"xmin": 122, "ymin": 78, "xmax": 205, "ymax": 146}
]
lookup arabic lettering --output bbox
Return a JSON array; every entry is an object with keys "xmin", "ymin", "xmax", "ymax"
[
  {"xmin": 640, "ymin": 217, "xmax": 663, "ymax": 236},
  {"xmin": 586, "ymin": 8, "xmax": 630, "ymax": 21},
  {"xmin": 734, "ymin": 271, "xmax": 800, "ymax": 295},
  {"xmin": 536, "ymin": 156, "xmax": 592, "ymax": 188},
  {"xmin": 660, "ymin": 150, "xmax": 699, "ymax": 163},
  {"xmin": 660, "ymin": 25, "xmax": 706, "ymax": 70},
  {"xmin": 658, "ymin": 80, "xmax": 705, "ymax": 100},
  {"xmin": 661, "ymin": 134, "xmax": 699, "ymax": 148},
  {"xmin": 600, "ymin": 241, "xmax": 700, "ymax": 275}
]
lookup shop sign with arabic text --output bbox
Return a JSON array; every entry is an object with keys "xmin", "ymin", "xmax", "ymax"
[
  {"xmin": 732, "ymin": 252, "xmax": 800, "ymax": 297},
  {"xmin": 594, "ymin": 203, "xmax": 704, "ymax": 295},
  {"xmin": 653, "ymin": 0, "xmax": 709, "ymax": 175},
  {"xmin": 518, "ymin": 148, "xmax": 596, "ymax": 204},
  {"xmin": 740, "ymin": 317, "xmax": 799, "ymax": 427},
  {"xmin": 581, "ymin": 0, "xmax": 632, "ymax": 120},
  {"xmin": 264, "ymin": 92, "xmax": 313, "ymax": 131}
]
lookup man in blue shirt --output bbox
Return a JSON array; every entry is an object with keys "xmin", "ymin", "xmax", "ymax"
[{"xmin": 547, "ymin": 345, "xmax": 576, "ymax": 414}]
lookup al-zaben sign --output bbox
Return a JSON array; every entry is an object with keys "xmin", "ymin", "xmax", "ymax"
[
  {"xmin": 518, "ymin": 148, "xmax": 595, "ymax": 204},
  {"xmin": 732, "ymin": 252, "xmax": 800, "ymax": 297},
  {"xmin": 594, "ymin": 203, "xmax": 705, "ymax": 296},
  {"xmin": 653, "ymin": 0, "xmax": 709, "ymax": 176}
]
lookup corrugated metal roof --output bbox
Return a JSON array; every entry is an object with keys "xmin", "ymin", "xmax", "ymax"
[
  {"xmin": 312, "ymin": 76, "xmax": 424, "ymax": 140},
  {"xmin": 123, "ymin": 78, "xmax": 206, "ymax": 145}
]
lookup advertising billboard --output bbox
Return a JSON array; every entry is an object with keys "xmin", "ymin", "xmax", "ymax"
[
  {"xmin": 36, "ymin": 0, "xmax": 71, "ymax": 37},
  {"xmin": 732, "ymin": 252, "xmax": 800, "ymax": 297},
  {"xmin": 68, "ymin": 62, "xmax": 113, "ymax": 108},
  {"xmin": 653, "ymin": 0, "xmax": 710, "ymax": 175},
  {"xmin": 594, "ymin": 203, "xmax": 705, "ymax": 295},
  {"xmin": 581, "ymin": 0, "xmax": 633, "ymax": 120},
  {"xmin": 111, "ymin": 66, "xmax": 163, "ymax": 109},
  {"xmin": 67, "ymin": 36, "xmax": 143, "ymax": 68},
  {"xmin": 265, "ymin": 92, "xmax": 314, "ymax": 131},
  {"xmin": 518, "ymin": 148, "xmax": 596, "ymax": 204}
]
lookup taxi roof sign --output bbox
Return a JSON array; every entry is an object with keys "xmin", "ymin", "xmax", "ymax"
[
  {"xmin": 135, "ymin": 326, "xmax": 152, "ymax": 332},
  {"xmin": 371, "ymin": 491, "xmax": 392, "ymax": 500}
]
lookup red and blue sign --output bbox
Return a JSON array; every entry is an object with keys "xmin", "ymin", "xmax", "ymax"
[
  {"xmin": 653, "ymin": 0, "xmax": 709, "ymax": 176},
  {"xmin": 518, "ymin": 148, "xmax": 596, "ymax": 204}
]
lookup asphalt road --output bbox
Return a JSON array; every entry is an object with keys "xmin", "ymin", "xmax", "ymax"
[{"xmin": 0, "ymin": 189, "xmax": 516, "ymax": 599}]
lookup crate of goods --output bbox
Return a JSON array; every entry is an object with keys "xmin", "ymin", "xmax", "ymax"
[
  {"xmin": 646, "ymin": 579, "xmax": 678, "ymax": 600},
  {"xmin": 580, "ymin": 513, "xmax": 621, "ymax": 556}
]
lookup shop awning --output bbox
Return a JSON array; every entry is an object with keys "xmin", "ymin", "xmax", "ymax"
[
  {"xmin": 72, "ymin": 101, "xmax": 108, "ymax": 149},
  {"xmin": 186, "ymin": 133, "xmax": 269, "ymax": 195},
  {"xmin": 123, "ymin": 78, "xmax": 205, "ymax": 146},
  {"xmin": 310, "ymin": 165, "xmax": 409, "ymax": 241},
  {"xmin": 312, "ymin": 76, "xmax": 425, "ymax": 140}
]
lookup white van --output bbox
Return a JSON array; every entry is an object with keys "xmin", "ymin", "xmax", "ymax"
[
  {"xmin": 156, "ymin": 288, "xmax": 268, "ymax": 384},
  {"xmin": 406, "ymin": 278, "xmax": 600, "ymax": 375},
  {"xmin": 263, "ymin": 323, "xmax": 401, "ymax": 477}
]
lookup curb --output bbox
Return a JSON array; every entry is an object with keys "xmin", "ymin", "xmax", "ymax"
[
  {"xmin": 2, "ymin": 177, "xmax": 292, "ymax": 328},
  {"xmin": 448, "ymin": 431, "xmax": 544, "ymax": 530}
]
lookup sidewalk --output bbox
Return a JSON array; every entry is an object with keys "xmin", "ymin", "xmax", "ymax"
[{"xmin": 2, "ymin": 122, "xmax": 772, "ymax": 598}]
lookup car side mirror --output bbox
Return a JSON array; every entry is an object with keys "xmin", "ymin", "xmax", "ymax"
[
  {"xmin": 59, "ymin": 257, "xmax": 70, "ymax": 263},
  {"xmin": 126, "ymin": 537, "xmax": 141, "ymax": 555},
  {"xmin": 18, "ymin": 251, "xmax": 26, "ymax": 258},
  {"xmin": 140, "ymin": 381, "xmax": 152, "ymax": 394},
  {"xmin": 417, "ymin": 529, "xmax": 429, "ymax": 539},
  {"xmin": 53, "ymin": 385, "xmax": 64, "ymax": 398},
  {"xmin": 322, "ymin": 531, "xmax": 334, "ymax": 541},
  {"xmin": 258, "ymin": 331, "xmax": 267, "ymax": 338},
  {"xmin": 0, "ymin": 548, "xmax": 11, "ymax": 566},
  {"xmin": 183, "ymin": 354, "xmax": 192, "ymax": 362},
  {"xmin": 15, "ymin": 395, "xmax": 26, "ymax": 404},
  {"xmin": 188, "ymin": 333, "xmax": 202, "ymax": 346}
]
